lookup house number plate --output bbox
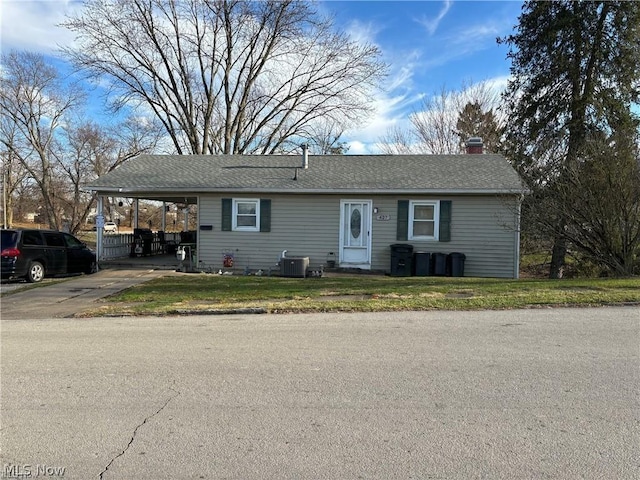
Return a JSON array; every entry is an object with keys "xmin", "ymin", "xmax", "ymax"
[{"xmin": 375, "ymin": 214, "xmax": 391, "ymax": 221}]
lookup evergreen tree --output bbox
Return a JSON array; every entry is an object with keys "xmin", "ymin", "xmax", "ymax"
[
  {"xmin": 501, "ymin": 0, "xmax": 640, "ymax": 277},
  {"xmin": 455, "ymin": 101, "xmax": 502, "ymax": 153}
]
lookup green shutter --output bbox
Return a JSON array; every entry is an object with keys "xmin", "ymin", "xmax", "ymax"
[
  {"xmin": 439, "ymin": 200, "xmax": 451, "ymax": 242},
  {"xmin": 260, "ymin": 199, "xmax": 271, "ymax": 232},
  {"xmin": 396, "ymin": 200, "xmax": 409, "ymax": 241},
  {"xmin": 221, "ymin": 198, "xmax": 232, "ymax": 231}
]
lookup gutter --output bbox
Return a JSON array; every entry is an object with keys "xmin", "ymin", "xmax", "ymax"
[{"xmin": 84, "ymin": 186, "xmax": 528, "ymax": 196}]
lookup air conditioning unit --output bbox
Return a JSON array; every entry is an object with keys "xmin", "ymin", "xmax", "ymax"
[{"xmin": 280, "ymin": 257, "xmax": 309, "ymax": 278}]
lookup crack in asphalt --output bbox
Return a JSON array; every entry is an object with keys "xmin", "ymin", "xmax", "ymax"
[{"xmin": 99, "ymin": 384, "xmax": 180, "ymax": 480}]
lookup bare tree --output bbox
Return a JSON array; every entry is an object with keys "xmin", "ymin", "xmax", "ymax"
[
  {"xmin": 62, "ymin": 0, "xmax": 386, "ymax": 155},
  {"xmin": 0, "ymin": 51, "xmax": 85, "ymax": 230},
  {"xmin": 303, "ymin": 119, "xmax": 349, "ymax": 154},
  {"xmin": 378, "ymin": 125, "xmax": 417, "ymax": 155},
  {"xmin": 0, "ymin": 119, "xmax": 30, "ymax": 227},
  {"xmin": 380, "ymin": 81, "xmax": 502, "ymax": 154},
  {"xmin": 557, "ymin": 123, "xmax": 640, "ymax": 276},
  {"xmin": 60, "ymin": 118, "xmax": 161, "ymax": 232},
  {"xmin": 0, "ymin": 51, "xmax": 162, "ymax": 233}
]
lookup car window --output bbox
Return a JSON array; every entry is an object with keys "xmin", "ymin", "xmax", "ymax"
[
  {"xmin": 1, "ymin": 230, "xmax": 18, "ymax": 248},
  {"xmin": 43, "ymin": 232, "xmax": 65, "ymax": 247},
  {"xmin": 22, "ymin": 230, "xmax": 44, "ymax": 246},
  {"xmin": 64, "ymin": 233, "xmax": 84, "ymax": 248}
]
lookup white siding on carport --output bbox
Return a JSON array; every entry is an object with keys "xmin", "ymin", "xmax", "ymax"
[{"xmin": 198, "ymin": 194, "xmax": 519, "ymax": 278}]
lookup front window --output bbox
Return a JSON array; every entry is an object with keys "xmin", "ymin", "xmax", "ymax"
[
  {"xmin": 233, "ymin": 199, "xmax": 260, "ymax": 231},
  {"xmin": 409, "ymin": 200, "xmax": 440, "ymax": 240},
  {"xmin": 64, "ymin": 233, "xmax": 84, "ymax": 248}
]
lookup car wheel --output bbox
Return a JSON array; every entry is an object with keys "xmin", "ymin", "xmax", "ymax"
[
  {"xmin": 85, "ymin": 261, "xmax": 98, "ymax": 275},
  {"xmin": 27, "ymin": 261, "xmax": 45, "ymax": 283}
]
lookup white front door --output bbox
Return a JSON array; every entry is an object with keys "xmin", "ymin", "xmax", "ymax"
[{"xmin": 339, "ymin": 200, "xmax": 372, "ymax": 268}]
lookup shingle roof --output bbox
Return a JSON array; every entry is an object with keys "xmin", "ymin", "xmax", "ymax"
[{"xmin": 85, "ymin": 154, "xmax": 525, "ymax": 195}]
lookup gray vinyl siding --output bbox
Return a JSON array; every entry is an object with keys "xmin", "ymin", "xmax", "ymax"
[
  {"xmin": 198, "ymin": 195, "xmax": 342, "ymax": 272},
  {"xmin": 372, "ymin": 195, "xmax": 519, "ymax": 278},
  {"xmin": 453, "ymin": 196, "xmax": 519, "ymax": 278},
  {"xmin": 197, "ymin": 194, "xmax": 519, "ymax": 278}
]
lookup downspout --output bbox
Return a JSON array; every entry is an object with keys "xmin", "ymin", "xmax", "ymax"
[
  {"xmin": 514, "ymin": 194, "xmax": 523, "ymax": 279},
  {"xmin": 196, "ymin": 197, "xmax": 200, "ymax": 267}
]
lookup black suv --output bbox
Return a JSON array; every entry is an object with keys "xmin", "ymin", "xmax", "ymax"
[{"xmin": 1, "ymin": 229, "xmax": 97, "ymax": 283}]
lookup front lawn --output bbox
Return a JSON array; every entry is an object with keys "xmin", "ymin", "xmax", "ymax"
[{"xmin": 81, "ymin": 274, "xmax": 640, "ymax": 316}]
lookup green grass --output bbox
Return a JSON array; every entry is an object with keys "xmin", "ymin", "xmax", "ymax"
[{"xmin": 82, "ymin": 274, "xmax": 640, "ymax": 316}]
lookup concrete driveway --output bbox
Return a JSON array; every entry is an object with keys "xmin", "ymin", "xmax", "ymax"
[
  {"xmin": 1, "ymin": 307, "xmax": 638, "ymax": 479},
  {"xmin": 0, "ymin": 268, "xmax": 178, "ymax": 320}
]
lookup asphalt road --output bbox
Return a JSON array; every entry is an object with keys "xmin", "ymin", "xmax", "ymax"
[{"xmin": 1, "ymin": 308, "xmax": 639, "ymax": 479}]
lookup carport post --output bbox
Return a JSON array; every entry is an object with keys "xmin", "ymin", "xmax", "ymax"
[
  {"xmin": 183, "ymin": 206, "xmax": 189, "ymax": 231},
  {"xmin": 162, "ymin": 202, "xmax": 167, "ymax": 232},
  {"xmin": 96, "ymin": 196, "xmax": 103, "ymax": 268},
  {"xmin": 134, "ymin": 199, "xmax": 139, "ymax": 228}
]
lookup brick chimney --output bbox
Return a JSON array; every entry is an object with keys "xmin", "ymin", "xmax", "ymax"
[{"xmin": 465, "ymin": 137, "xmax": 483, "ymax": 154}]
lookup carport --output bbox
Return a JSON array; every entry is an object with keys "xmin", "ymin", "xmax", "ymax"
[{"xmin": 89, "ymin": 192, "xmax": 198, "ymax": 264}]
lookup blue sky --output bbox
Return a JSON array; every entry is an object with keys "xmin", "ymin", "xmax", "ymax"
[{"xmin": 0, "ymin": 0, "xmax": 523, "ymax": 153}]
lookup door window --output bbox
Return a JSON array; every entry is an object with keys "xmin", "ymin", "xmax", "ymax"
[{"xmin": 350, "ymin": 208, "xmax": 362, "ymax": 239}]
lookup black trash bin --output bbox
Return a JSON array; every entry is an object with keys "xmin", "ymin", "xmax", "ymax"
[
  {"xmin": 447, "ymin": 252, "xmax": 466, "ymax": 277},
  {"xmin": 414, "ymin": 251, "xmax": 432, "ymax": 276},
  {"xmin": 180, "ymin": 230, "xmax": 197, "ymax": 244},
  {"xmin": 390, "ymin": 244, "xmax": 413, "ymax": 277},
  {"xmin": 432, "ymin": 252, "xmax": 447, "ymax": 276}
]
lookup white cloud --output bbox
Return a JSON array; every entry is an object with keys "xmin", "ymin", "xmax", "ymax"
[
  {"xmin": 344, "ymin": 19, "xmax": 382, "ymax": 47},
  {"xmin": 346, "ymin": 140, "xmax": 367, "ymax": 155},
  {"xmin": 343, "ymin": 75, "xmax": 511, "ymax": 155},
  {"xmin": 419, "ymin": 22, "xmax": 504, "ymax": 71},
  {"xmin": 415, "ymin": 0, "xmax": 452, "ymax": 36},
  {"xmin": 343, "ymin": 91, "xmax": 421, "ymax": 154},
  {"xmin": 449, "ymin": 23, "xmax": 501, "ymax": 54},
  {"xmin": 385, "ymin": 48, "xmax": 423, "ymax": 92},
  {"xmin": 481, "ymin": 75, "xmax": 510, "ymax": 96},
  {"xmin": 1, "ymin": 0, "xmax": 80, "ymax": 54}
]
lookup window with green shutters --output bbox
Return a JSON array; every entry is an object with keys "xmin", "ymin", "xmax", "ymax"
[
  {"xmin": 397, "ymin": 200, "xmax": 451, "ymax": 242},
  {"xmin": 221, "ymin": 198, "xmax": 271, "ymax": 232}
]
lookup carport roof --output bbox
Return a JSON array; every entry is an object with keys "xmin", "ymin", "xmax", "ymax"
[{"xmin": 84, "ymin": 153, "xmax": 526, "ymax": 197}]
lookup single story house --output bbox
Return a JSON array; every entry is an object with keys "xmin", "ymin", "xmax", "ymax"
[{"xmin": 85, "ymin": 140, "xmax": 526, "ymax": 278}]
